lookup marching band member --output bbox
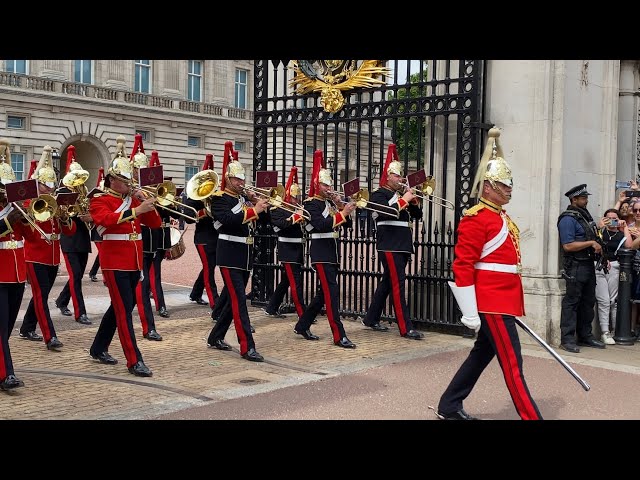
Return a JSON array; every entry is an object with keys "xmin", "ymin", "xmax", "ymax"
[
  {"xmin": 206, "ymin": 141, "xmax": 269, "ymax": 362},
  {"xmin": 129, "ymin": 135, "xmax": 163, "ymax": 341},
  {"xmin": 88, "ymin": 167, "xmax": 105, "ymax": 282},
  {"xmin": 293, "ymin": 150, "xmax": 357, "ymax": 347},
  {"xmin": 436, "ymin": 127, "xmax": 542, "ymax": 420},
  {"xmin": 184, "ymin": 153, "xmax": 220, "ymax": 312},
  {"xmin": 361, "ymin": 144, "xmax": 424, "ymax": 339},
  {"xmin": 0, "ymin": 139, "xmax": 27, "ymax": 390},
  {"xmin": 54, "ymin": 145, "xmax": 93, "ymax": 325},
  {"xmin": 263, "ymin": 166, "xmax": 307, "ymax": 320},
  {"xmin": 19, "ymin": 147, "xmax": 76, "ymax": 351},
  {"xmin": 88, "ymin": 136, "xmax": 161, "ymax": 377}
]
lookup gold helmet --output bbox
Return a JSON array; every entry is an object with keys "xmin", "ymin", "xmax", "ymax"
[
  {"xmin": 220, "ymin": 141, "xmax": 245, "ymax": 190},
  {"xmin": 107, "ymin": 135, "xmax": 133, "ymax": 181},
  {"xmin": 0, "ymin": 138, "xmax": 16, "ymax": 186},
  {"xmin": 380, "ymin": 143, "xmax": 403, "ymax": 187},
  {"xmin": 130, "ymin": 133, "xmax": 148, "ymax": 169},
  {"xmin": 32, "ymin": 145, "xmax": 58, "ymax": 188},
  {"xmin": 471, "ymin": 127, "xmax": 513, "ymax": 199}
]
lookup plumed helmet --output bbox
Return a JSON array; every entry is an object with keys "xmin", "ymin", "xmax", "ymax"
[
  {"xmin": 379, "ymin": 143, "xmax": 403, "ymax": 187},
  {"xmin": 130, "ymin": 133, "xmax": 148, "ymax": 169},
  {"xmin": 471, "ymin": 127, "xmax": 513, "ymax": 199},
  {"xmin": 0, "ymin": 138, "xmax": 16, "ymax": 186},
  {"xmin": 107, "ymin": 135, "xmax": 133, "ymax": 181},
  {"xmin": 32, "ymin": 145, "xmax": 58, "ymax": 188}
]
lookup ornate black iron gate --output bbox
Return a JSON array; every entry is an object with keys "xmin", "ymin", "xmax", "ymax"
[{"xmin": 251, "ymin": 60, "xmax": 486, "ymax": 335}]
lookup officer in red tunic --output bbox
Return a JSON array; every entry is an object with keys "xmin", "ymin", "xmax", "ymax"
[
  {"xmin": 436, "ymin": 127, "xmax": 542, "ymax": 420},
  {"xmin": 263, "ymin": 166, "xmax": 308, "ymax": 320},
  {"xmin": 88, "ymin": 136, "xmax": 161, "ymax": 377},
  {"xmin": 0, "ymin": 139, "xmax": 27, "ymax": 390},
  {"xmin": 362, "ymin": 144, "xmax": 424, "ymax": 339},
  {"xmin": 19, "ymin": 146, "xmax": 76, "ymax": 351},
  {"xmin": 206, "ymin": 141, "xmax": 269, "ymax": 361},
  {"xmin": 293, "ymin": 150, "xmax": 357, "ymax": 347}
]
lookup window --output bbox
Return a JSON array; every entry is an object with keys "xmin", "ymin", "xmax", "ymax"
[
  {"xmin": 188, "ymin": 60, "xmax": 202, "ymax": 102},
  {"xmin": 306, "ymin": 146, "xmax": 314, "ymax": 156},
  {"xmin": 185, "ymin": 165, "xmax": 199, "ymax": 181},
  {"xmin": 7, "ymin": 115, "xmax": 25, "ymax": 129},
  {"xmin": 11, "ymin": 153, "xmax": 25, "ymax": 180},
  {"xmin": 234, "ymin": 68, "xmax": 248, "ymax": 109},
  {"xmin": 136, "ymin": 130, "xmax": 151, "ymax": 143},
  {"xmin": 341, "ymin": 148, "xmax": 350, "ymax": 160},
  {"xmin": 134, "ymin": 60, "xmax": 151, "ymax": 94},
  {"xmin": 187, "ymin": 136, "xmax": 202, "ymax": 148},
  {"xmin": 5, "ymin": 60, "xmax": 27, "ymax": 74},
  {"xmin": 235, "ymin": 141, "xmax": 246, "ymax": 152},
  {"xmin": 74, "ymin": 60, "xmax": 93, "ymax": 84}
]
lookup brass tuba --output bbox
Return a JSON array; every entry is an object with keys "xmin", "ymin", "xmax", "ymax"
[{"xmin": 186, "ymin": 170, "xmax": 220, "ymax": 218}]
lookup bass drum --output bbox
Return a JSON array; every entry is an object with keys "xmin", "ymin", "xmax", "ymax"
[{"xmin": 165, "ymin": 226, "xmax": 186, "ymax": 260}]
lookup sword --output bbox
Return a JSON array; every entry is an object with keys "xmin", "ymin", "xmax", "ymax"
[{"xmin": 514, "ymin": 318, "xmax": 591, "ymax": 392}]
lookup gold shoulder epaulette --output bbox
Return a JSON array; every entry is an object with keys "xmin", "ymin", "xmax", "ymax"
[
  {"xmin": 464, "ymin": 204, "xmax": 485, "ymax": 216},
  {"xmin": 93, "ymin": 192, "xmax": 106, "ymax": 198},
  {"xmin": 303, "ymin": 197, "xmax": 315, "ymax": 203},
  {"xmin": 212, "ymin": 190, "xmax": 225, "ymax": 197}
]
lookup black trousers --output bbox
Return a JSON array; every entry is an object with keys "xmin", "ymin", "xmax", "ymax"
[
  {"xmin": 295, "ymin": 263, "xmax": 346, "ymax": 343},
  {"xmin": 266, "ymin": 262, "xmax": 305, "ymax": 317},
  {"xmin": 22, "ymin": 263, "xmax": 59, "ymax": 343},
  {"xmin": 56, "ymin": 251, "xmax": 89, "ymax": 319},
  {"xmin": 88, "ymin": 249, "xmax": 100, "ymax": 277},
  {"xmin": 207, "ymin": 267, "xmax": 255, "ymax": 355},
  {"xmin": 150, "ymin": 250, "xmax": 166, "ymax": 311},
  {"xmin": 438, "ymin": 313, "xmax": 542, "ymax": 420},
  {"xmin": 0, "ymin": 282, "xmax": 25, "ymax": 380},
  {"xmin": 560, "ymin": 261, "xmax": 597, "ymax": 345},
  {"xmin": 135, "ymin": 252, "xmax": 157, "ymax": 335},
  {"xmin": 363, "ymin": 251, "xmax": 413, "ymax": 335},
  {"xmin": 91, "ymin": 270, "xmax": 144, "ymax": 368},
  {"xmin": 191, "ymin": 245, "xmax": 219, "ymax": 307}
]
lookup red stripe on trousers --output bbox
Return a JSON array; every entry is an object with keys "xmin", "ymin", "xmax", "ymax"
[
  {"xmin": 197, "ymin": 244, "xmax": 215, "ymax": 307},
  {"xmin": 316, "ymin": 263, "xmax": 340, "ymax": 342},
  {"xmin": 62, "ymin": 252, "xmax": 80, "ymax": 319},
  {"xmin": 284, "ymin": 263, "xmax": 304, "ymax": 317},
  {"xmin": 26, "ymin": 263, "xmax": 53, "ymax": 341},
  {"xmin": 385, "ymin": 251, "xmax": 407, "ymax": 335},
  {"xmin": 485, "ymin": 313, "xmax": 541, "ymax": 420},
  {"xmin": 221, "ymin": 267, "xmax": 248, "ymax": 354},
  {"xmin": 103, "ymin": 270, "xmax": 138, "ymax": 367}
]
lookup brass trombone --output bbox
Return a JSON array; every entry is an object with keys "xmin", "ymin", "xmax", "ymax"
[
  {"xmin": 328, "ymin": 188, "xmax": 400, "ymax": 218},
  {"xmin": 10, "ymin": 194, "xmax": 58, "ymax": 244},
  {"xmin": 135, "ymin": 180, "xmax": 200, "ymax": 221},
  {"xmin": 243, "ymin": 184, "xmax": 311, "ymax": 221},
  {"xmin": 400, "ymin": 176, "xmax": 455, "ymax": 210}
]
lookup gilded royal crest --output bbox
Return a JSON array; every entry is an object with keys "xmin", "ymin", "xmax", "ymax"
[{"xmin": 289, "ymin": 60, "xmax": 390, "ymax": 113}]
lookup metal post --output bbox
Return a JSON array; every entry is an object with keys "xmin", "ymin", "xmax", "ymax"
[{"xmin": 614, "ymin": 248, "xmax": 635, "ymax": 345}]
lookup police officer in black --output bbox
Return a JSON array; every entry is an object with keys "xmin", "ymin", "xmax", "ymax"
[
  {"xmin": 263, "ymin": 166, "xmax": 307, "ymax": 320},
  {"xmin": 206, "ymin": 142, "xmax": 269, "ymax": 361},
  {"xmin": 293, "ymin": 150, "xmax": 357, "ymax": 348},
  {"xmin": 362, "ymin": 146, "xmax": 424, "ymax": 339},
  {"xmin": 557, "ymin": 183, "xmax": 606, "ymax": 353},
  {"xmin": 55, "ymin": 147, "xmax": 93, "ymax": 325},
  {"xmin": 184, "ymin": 154, "xmax": 220, "ymax": 312}
]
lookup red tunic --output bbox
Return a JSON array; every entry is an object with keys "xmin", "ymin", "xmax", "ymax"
[
  {"xmin": 0, "ymin": 214, "xmax": 27, "ymax": 283},
  {"xmin": 22, "ymin": 200, "xmax": 76, "ymax": 266},
  {"xmin": 89, "ymin": 190, "xmax": 161, "ymax": 271},
  {"xmin": 452, "ymin": 200, "xmax": 525, "ymax": 317}
]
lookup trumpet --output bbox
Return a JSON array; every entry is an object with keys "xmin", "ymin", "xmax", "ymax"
[
  {"xmin": 399, "ymin": 176, "xmax": 455, "ymax": 210},
  {"xmin": 328, "ymin": 188, "xmax": 400, "ymax": 218},
  {"xmin": 243, "ymin": 184, "xmax": 311, "ymax": 221},
  {"xmin": 137, "ymin": 180, "xmax": 200, "ymax": 221}
]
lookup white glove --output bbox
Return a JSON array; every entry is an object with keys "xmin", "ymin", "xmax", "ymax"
[{"xmin": 448, "ymin": 282, "xmax": 481, "ymax": 333}]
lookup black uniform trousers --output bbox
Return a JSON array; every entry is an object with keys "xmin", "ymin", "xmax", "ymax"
[
  {"xmin": 21, "ymin": 263, "xmax": 59, "ymax": 343},
  {"xmin": 150, "ymin": 251, "xmax": 166, "ymax": 311},
  {"xmin": 191, "ymin": 245, "xmax": 219, "ymax": 307},
  {"xmin": 56, "ymin": 252, "xmax": 89, "ymax": 319},
  {"xmin": 88, "ymin": 250, "xmax": 100, "ymax": 277},
  {"xmin": 207, "ymin": 267, "xmax": 254, "ymax": 356},
  {"xmin": 0, "ymin": 283, "xmax": 25, "ymax": 380},
  {"xmin": 560, "ymin": 260, "xmax": 597, "ymax": 345},
  {"xmin": 91, "ymin": 270, "xmax": 144, "ymax": 369},
  {"xmin": 135, "ymin": 252, "xmax": 157, "ymax": 336},
  {"xmin": 295, "ymin": 263, "xmax": 346, "ymax": 343},
  {"xmin": 266, "ymin": 262, "xmax": 305, "ymax": 317},
  {"xmin": 438, "ymin": 313, "xmax": 542, "ymax": 420},
  {"xmin": 363, "ymin": 251, "xmax": 414, "ymax": 336}
]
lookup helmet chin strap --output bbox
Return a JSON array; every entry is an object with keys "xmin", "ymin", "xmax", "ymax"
[{"xmin": 490, "ymin": 181, "xmax": 511, "ymax": 201}]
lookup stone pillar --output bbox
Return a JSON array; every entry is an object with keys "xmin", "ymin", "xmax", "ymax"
[
  {"xmin": 484, "ymin": 60, "xmax": 621, "ymax": 344},
  {"xmin": 104, "ymin": 60, "xmax": 129, "ymax": 90},
  {"xmin": 39, "ymin": 60, "xmax": 67, "ymax": 81},
  {"xmin": 210, "ymin": 60, "xmax": 230, "ymax": 105},
  {"xmin": 161, "ymin": 60, "xmax": 182, "ymax": 98},
  {"xmin": 617, "ymin": 61, "xmax": 640, "ymax": 181}
]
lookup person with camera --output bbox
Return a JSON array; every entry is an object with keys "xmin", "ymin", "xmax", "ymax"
[
  {"xmin": 557, "ymin": 184, "xmax": 606, "ymax": 353},
  {"xmin": 594, "ymin": 209, "xmax": 633, "ymax": 345}
]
